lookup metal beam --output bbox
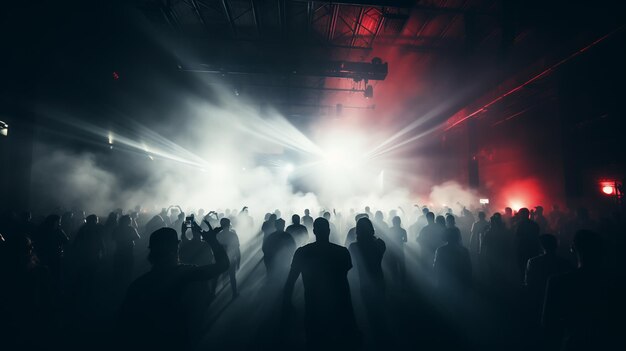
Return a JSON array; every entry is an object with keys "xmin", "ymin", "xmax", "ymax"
[
  {"xmin": 278, "ymin": 0, "xmax": 286, "ymax": 35},
  {"xmin": 221, "ymin": 0, "xmax": 236, "ymax": 36},
  {"xmin": 350, "ymin": 7, "xmax": 365, "ymax": 47},
  {"xmin": 180, "ymin": 59, "xmax": 388, "ymax": 80},
  {"xmin": 290, "ymin": 0, "xmax": 413, "ymax": 8},
  {"xmin": 327, "ymin": 4, "xmax": 339, "ymax": 41},
  {"xmin": 251, "ymin": 0, "xmax": 261, "ymax": 35},
  {"xmin": 190, "ymin": 0, "xmax": 208, "ymax": 29}
]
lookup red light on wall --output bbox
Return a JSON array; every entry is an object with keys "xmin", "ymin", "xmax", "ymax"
[
  {"xmin": 600, "ymin": 180, "xmax": 616, "ymax": 195},
  {"xmin": 602, "ymin": 185, "xmax": 615, "ymax": 195}
]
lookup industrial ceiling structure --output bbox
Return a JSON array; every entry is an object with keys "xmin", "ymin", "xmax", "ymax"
[{"xmin": 133, "ymin": 0, "xmax": 509, "ymax": 118}]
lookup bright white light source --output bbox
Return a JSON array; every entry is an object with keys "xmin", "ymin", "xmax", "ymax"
[
  {"xmin": 479, "ymin": 198, "xmax": 489, "ymax": 204},
  {"xmin": 284, "ymin": 163, "xmax": 294, "ymax": 173},
  {"xmin": 108, "ymin": 132, "xmax": 114, "ymax": 145},
  {"xmin": 0, "ymin": 121, "xmax": 8, "ymax": 137}
]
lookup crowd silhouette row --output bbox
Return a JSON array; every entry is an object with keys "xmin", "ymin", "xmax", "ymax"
[{"xmin": 1, "ymin": 203, "xmax": 624, "ymax": 350}]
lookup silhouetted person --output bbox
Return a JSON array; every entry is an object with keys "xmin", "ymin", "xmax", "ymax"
[
  {"xmin": 179, "ymin": 215, "xmax": 217, "ymax": 301},
  {"xmin": 515, "ymin": 208, "xmax": 541, "ymax": 282},
  {"xmin": 481, "ymin": 213, "xmax": 512, "ymax": 287},
  {"xmin": 262, "ymin": 213, "xmax": 277, "ymax": 241},
  {"xmin": 113, "ymin": 215, "xmax": 140, "ymax": 290},
  {"xmin": 372, "ymin": 210, "xmax": 389, "ymax": 237},
  {"xmin": 103, "ymin": 211, "xmax": 120, "ymax": 257},
  {"xmin": 61, "ymin": 211, "xmax": 76, "ymax": 239},
  {"xmin": 418, "ymin": 212, "xmax": 445, "ymax": 271},
  {"xmin": 525, "ymin": 234, "xmax": 572, "ymax": 321},
  {"xmin": 237, "ymin": 206, "xmax": 253, "ymax": 232},
  {"xmin": 263, "ymin": 218, "xmax": 296, "ymax": 282},
  {"xmin": 158, "ymin": 207, "xmax": 171, "ymax": 227},
  {"xmin": 345, "ymin": 213, "xmax": 368, "ymax": 247},
  {"xmin": 217, "ymin": 218, "xmax": 241, "ymax": 299},
  {"xmin": 302, "ymin": 209, "xmax": 314, "ymax": 233},
  {"xmin": 387, "ymin": 216, "xmax": 407, "ymax": 285},
  {"xmin": 433, "ymin": 227, "xmax": 472, "ymax": 294},
  {"xmin": 283, "ymin": 217, "xmax": 360, "ymax": 350},
  {"xmin": 71, "ymin": 214, "xmax": 105, "ymax": 298},
  {"xmin": 349, "ymin": 218, "xmax": 386, "ymax": 331},
  {"xmin": 548, "ymin": 204, "xmax": 565, "ymax": 232},
  {"xmin": 504, "ymin": 207, "xmax": 514, "ymax": 229},
  {"xmin": 118, "ymin": 223, "xmax": 229, "ymax": 351},
  {"xmin": 286, "ymin": 214, "xmax": 309, "ymax": 247},
  {"xmin": 0, "ymin": 234, "xmax": 56, "ymax": 349},
  {"xmin": 469, "ymin": 211, "xmax": 489, "ymax": 257},
  {"xmin": 534, "ymin": 206, "xmax": 549, "ymax": 234},
  {"xmin": 435, "ymin": 215, "xmax": 446, "ymax": 229},
  {"xmin": 323, "ymin": 211, "xmax": 339, "ymax": 244},
  {"xmin": 34, "ymin": 214, "xmax": 69, "ymax": 285},
  {"xmin": 542, "ymin": 230, "xmax": 617, "ymax": 350}
]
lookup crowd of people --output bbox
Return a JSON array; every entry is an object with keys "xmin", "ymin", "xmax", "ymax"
[{"xmin": 0, "ymin": 202, "xmax": 624, "ymax": 350}]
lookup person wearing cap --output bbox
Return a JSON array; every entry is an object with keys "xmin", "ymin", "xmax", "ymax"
[{"xmin": 118, "ymin": 220, "xmax": 229, "ymax": 351}]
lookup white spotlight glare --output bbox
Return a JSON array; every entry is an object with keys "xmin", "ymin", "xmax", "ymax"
[
  {"xmin": 0, "ymin": 121, "xmax": 8, "ymax": 137},
  {"xmin": 284, "ymin": 163, "xmax": 295, "ymax": 173}
]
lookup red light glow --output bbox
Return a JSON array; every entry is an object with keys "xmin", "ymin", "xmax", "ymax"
[{"xmin": 602, "ymin": 185, "xmax": 615, "ymax": 195}]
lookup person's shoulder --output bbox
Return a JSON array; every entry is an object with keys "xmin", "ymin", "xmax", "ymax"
[
  {"xmin": 329, "ymin": 242, "xmax": 349, "ymax": 252},
  {"xmin": 295, "ymin": 243, "xmax": 316, "ymax": 256}
]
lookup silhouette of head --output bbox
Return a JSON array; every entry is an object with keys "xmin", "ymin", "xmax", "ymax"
[
  {"xmin": 313, "ymin": 217, "xmax": 330, "ymax": 241},
  {"xmin": 426, "ymin": 212, "xmax": 435, "ymax": 223},
  {"xmin": 422, "ymin": 207, "xmax": 429, "ymax": 215},
  {"xmin": 478, "ymin": 211, "xmax": 486, "ymax": 220},
  {"xmin": 445, "ymin": 215, "xmax": 456, "ymax": 228},
  {"xmin": 304, "ymin": 209, "xmax": 310, "ymax": 216},
  {"xmin": 276, "ymin": 218, "xmax": 285, "ymax": 231},
  {"xmin": 392, "ymin": 216, "xmax": 401, "ymax": 227},
  {"xmin": 444, "ymin": 227, "xmax": 462, "ymax": 244},
  {"xmin": 269, "ymin": 213, "xmax": 277, "ymax": 222},
  {"xmin": 220, "ymin": 217, "xmax": 231, "ymax": 230},
  {"xmin": 490, "ymin": 212, "xmax": 502, "ymax": 226},
  {"xmin": 264, "ymin": 213, "xmax": 271, "ymax": 221},
  {"xmin": 323, "ymin": 212, "xmax": 331, "ymax": 220},
  {"xmin": 505, "ymin": 207, "xmax": 513, "ymax": 216},
  {"xmin": 292, "ymin": 214, "xmax": 300, "ymax": 225},
  {"xmin": 518, "ymin": 208, "xmax": 530, "ymax": 219},
  {"xmin": 86, "ymin": 214, "xmax": 98, "ymax": 225},
  {"xmin": 148, "ymin": 228, "xmax": 179, "ymax": 267},
  {"xmin": 436, "ymin": 215, "xmax": 446, "ymax": 227},
  {"xmin": 375, "ymin": 211, "xmax": 383, "ymax": 222},
  {"xmin": 356, "ymin": 218, "xmax": 375, "ymax": 242},
  {"xmin": 572, "ymin": 230, "xmax": 603, "ymax": 267},
  {"xmin": 535, "ymin": 206, "xmax": 544, "ymax": 215},
  {"xmin": 365, "ymin": 206, "xmax": 371, "ymax": 213},
  {"xmin": 539, "ymin": 234, "xmax": 558, "ymax": 254}
]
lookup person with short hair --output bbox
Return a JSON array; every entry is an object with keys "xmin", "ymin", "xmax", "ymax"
[
  {"xmin": 284, "ymin": 218, "xmax": 360, "ymax": 350},
  {"xmin": 118, "ymin": 222, "xmax": 229, "ymax": 351}
]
